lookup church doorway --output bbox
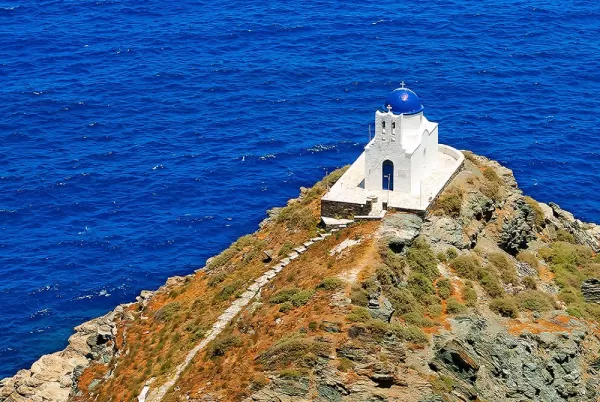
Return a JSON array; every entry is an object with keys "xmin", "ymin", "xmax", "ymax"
[{"xmin": 382, "ymin": 160, "xmax": 394, "ymax": 190}]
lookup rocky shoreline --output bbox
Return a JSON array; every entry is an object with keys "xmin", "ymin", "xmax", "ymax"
[
  {"xmin": 0, "ymin": 276, "xmax": 190, "ymax": 401},
  {"xmin": 0, "ymin": 306, "xmax": 122, "ymax": 401}
]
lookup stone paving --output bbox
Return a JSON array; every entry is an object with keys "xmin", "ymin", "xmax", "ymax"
[{"xmin": 142, "ymin": 227, "xmax": 342, "ymax": 402}]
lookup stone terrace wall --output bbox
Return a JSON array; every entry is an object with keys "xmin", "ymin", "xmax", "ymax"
[{"xmin": 321, "ymin": 199, "xmax": 372, "ymax": 219}]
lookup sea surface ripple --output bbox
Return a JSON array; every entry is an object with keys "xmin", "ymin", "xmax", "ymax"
[{"xmin": 1, "ymin": 0, "xmax": 599, "ymax": 377}]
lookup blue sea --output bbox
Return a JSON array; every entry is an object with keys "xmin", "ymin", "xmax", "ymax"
[{"xmin": 1, "ymin": 0, "xmax": 599, "ymax": 378}]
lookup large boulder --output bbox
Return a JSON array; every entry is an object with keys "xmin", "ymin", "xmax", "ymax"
[
  {"xmin": 421, "ymin": 216, "xmax": 472, "ymax": 250},
  {"xmin": 379, "ymin": 213, "xmax": 423, "ymax": 250}
]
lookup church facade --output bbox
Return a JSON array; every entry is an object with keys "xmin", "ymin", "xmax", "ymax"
[{"xmin": 321, "ymin": 84, "xmax": 464, "ymax": 219}]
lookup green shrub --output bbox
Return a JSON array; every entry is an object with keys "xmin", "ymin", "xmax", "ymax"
[
  {"xmin": 386, "ymin": 288, "xmax": 421, "ymax": 315},
  {"xmin": 446, "ymin": 297, "xmax": 467, "ymax": 314},
  {"xmin": 488, "ymin": 253, "xmax": 518, "ymax": 284},
  {"xmin": 478, "ymin": 271, "xmax": 504, "ymax": 298},
  {"xmin": 399, "ymin": 325, "xmax": 429, "ymax": 345},
  {"xmin": 515, "ymin": 290, "xmax": 554, "ymax": 312},
  {"xmin": 407, "ymin": 273, "xmax": 435, "ymax": 299},
  {"xmin": 524, "ymin": 196, "xmax": 545, "ymax": 228},
  {"xmin": 431, "ymin": 375, "xmax": 456, "ymax": 394},
  {"xmin": 450, "ymin": 255, "xmax": 481, "ymax": 280},
  {"xmin": 489, "ymin": 297, "xmax": 518, "ymax": 318},
  {"xmin": 350, "ymin": 286, "xmax": 369, "ymax": 307},
  {"xmin": 406, "ymin": 237, "xmax": 440, "ymax": 280},
  {"xmin": 522, "ymin": 276, "xmax": 537, "ymax": 290},
  {"xmin": 584, "ymin": 303, "xmax": 600, "ymax": 321},
  {"xmin": 361, "ymin": 320, "xmax": 428, "ymax": 345},
  {"xmin": 317, "ymin": 277, "xmax": 344, "ymax": 291},
  {"xmin": 208, "ymin": 273, "xmax": 226, "ymax": 287},
  {"xmin": 308, "ymin": 321, "xmax": 318, "ymax": 331},
  {"xmin": 213, "ymin": 281, "xmax": 243, "ymax": 303},
  {"xmin": 401, "ymin": 312, "xmax": 435, "ymax": 327},
  {"xmin": 539, "ymin": 242, "xmax": 592, "ymax": 267},
  {"xmin": 206, "ymin": 234, "xmax": 264, "ymax": 271},
  {"xmin": 361, "ymin": 277, "xmax": 379, "ymax": 294},
  {"xmin": 154, "ymin": 302, "xmax": 181, "ymax": 322},
  {"xmin": 482, "ymin": 167, "xmax": 503, "ymax": 184},
  {"xmin": 376, "ymin": 265, "xmax": 398, "ymax": 287},
  {"xmin": 446, "ymin": 248, "xmax": 459, "ymax": 260},
  {"xmin": 290, "ymin": 289, "xmax": 315, "ymax": 307},
  {"xmin": 269, "ymin": 288, "xmax": 300, "ymax": 304},
  {"xmin": 363, "ymin": 319, "xmax": 395, "ymax": 339},
  {"xmin": 381, "ymin": 247, "xmax": 406, "ymax": 277},
  {"xmin": 462, "ymin": 282, "xmax": 478, "ymax": 307},
  {"xmin": 421, "ymin": 294, "xmax": 442, "ymax": 306},
  {"xmin": 347, "ymin": 307, "xmax": 371, "ymax": 323},
  {"xmin": 207, "ymin": 335, "xmax": 242, "ymax": 358},
  {"xmin": 321, "ymin": 167, "xmax": 348, "ymax": 190},
  {"xmin": 516, "ymin": 251, "xmax": 539, "ymax": 270},
  {"xmin": 279, "ymin": 301, "xmax": 294, "ymax": 312},
  {"xmin": 437, "ymin": 278, "xmax": 453, "ymax": 299},
  {"xmin": 481, "ymin": 181, "xmax": 502, "ymax": 201},
  {"xmin": 427, "ymin": 303, "xmax": 443, "ymax": 318},
  {"xmin": 558, "ymin": 287, "xmax": 581, "ymax": 305},
  {"xmin": 556, "ymin": 229, "xmax": 575, "ymax": 243},
  {"xmin": 435, "ymin": 188, "xmax": 463, "ymax": 217},
  {"xmin": 278, "ymin": 241, "xmax": 295, "ymax": 257},
  {"xmin": 337, "ymin": 357, "xmax": 354, "ymax": 372},
  {"xmin": 258, "ymin": 334, "xmax": 331, "ymax": 369},
  {"xmin": 566, "ymin": 304, "xmax": 585, "ymax": 318},
  {"xmin": 276, "ymin": 204, "xmax": 318, "ymax": 231}
]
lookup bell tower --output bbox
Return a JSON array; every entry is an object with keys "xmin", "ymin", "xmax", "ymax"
[{"xmin": 364, "ymin": 83, "xmax": 438, "ymax": 195}]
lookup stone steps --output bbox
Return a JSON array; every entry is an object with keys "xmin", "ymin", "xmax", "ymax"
[{"xmin": 144, "ymin": 225, "xmax": 346, "ymax": 402}]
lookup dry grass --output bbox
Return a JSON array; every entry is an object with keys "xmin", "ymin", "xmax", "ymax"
[{"xmin": 74, "ymin": 168, "xmax": 354, "ymax": 402}]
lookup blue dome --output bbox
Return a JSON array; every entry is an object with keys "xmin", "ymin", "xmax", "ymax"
[{"xmin": 383, "ymin": 87, "xmax": 424, "ymax": 115}]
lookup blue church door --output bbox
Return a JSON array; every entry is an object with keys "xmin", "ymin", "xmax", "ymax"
[{"xmin": 382, "ymin": 160, "xmax": 394, "ymax": 190}]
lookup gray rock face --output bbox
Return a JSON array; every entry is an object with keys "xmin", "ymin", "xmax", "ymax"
[
  {"xmin": 429, "ymin": 316, "xmax": 595, "ymax": 401},
  {"xmin": 0, "ymin": 307, "xmax": 124, "ymax": 402},
  {"xmin": 462, "ymin": 192, "xmax": 495, "ymax": 222},
  {"xmin": 581, "ymin": 278, "xmax": 600, "ymax": 303},
  {"xmin": 541, "ymin": 202, "xmax": 600, "ymax": 252},
  {"xmin": 499, "ymin": 197, "xmax": 536, "ymax": 254},
  {"xmin": 421, "ymin": 216, "xmax": 472, "ymax": 250},
  {"xmin": 367, "ymin": 294, "xmax": 395, "ymax": 322},
  {"xmin": 379, "ymin": 213, "xmax": 423, "ymax": 250}
]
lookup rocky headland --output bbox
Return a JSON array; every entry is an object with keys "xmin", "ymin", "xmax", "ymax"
[{"xmin": 2, "ymin": 151, "xmax": 600, "ymax": 402}]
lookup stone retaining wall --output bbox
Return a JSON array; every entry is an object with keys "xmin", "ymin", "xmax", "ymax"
[{"xmin": 320, "ymin": 199, "xmax": 372, "ymax": 219}]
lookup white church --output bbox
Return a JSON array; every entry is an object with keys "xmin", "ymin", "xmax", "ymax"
[{"xmin": 321, "ymin": 83, "xmax": 464, "ymax": 219}]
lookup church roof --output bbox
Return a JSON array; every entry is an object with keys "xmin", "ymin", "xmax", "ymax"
[{"xmin": 383, "ymin": 85, "xmax": 424, "ymax": 115}]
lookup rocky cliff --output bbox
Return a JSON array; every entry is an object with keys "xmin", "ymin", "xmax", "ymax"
[{"xmin": 2, "ymin": 152, "xmax": 600, "ymax": 402}]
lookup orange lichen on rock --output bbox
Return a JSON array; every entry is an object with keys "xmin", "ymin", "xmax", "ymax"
[
  {"xmin": 537, "ymin": 264, "xmax": 555, "ymax": 282},
  {"xmin": 508, "ymin": 314, "xmax": 574, "ymax": 336}
]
